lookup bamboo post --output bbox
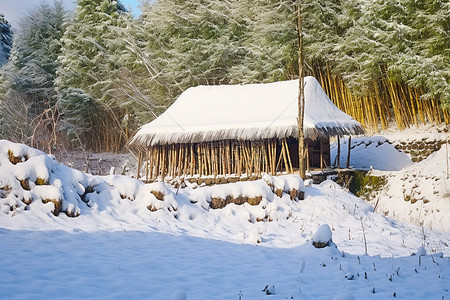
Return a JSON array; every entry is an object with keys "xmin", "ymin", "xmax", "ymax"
[
  {"xmin": 283, "ymin": 139, "xmax": 293, "ymax": 173},
  {"xmin": 227, "ymin": 142, "xmax": 232, "ymax": 175},
  {"xmin": 237, "ymin": 144, "xmax": 242, "ymax": 177},
  {"xmin": 337, "ymin": 136, "xmax": 341, "ymax": 170},
  {"xmin": 136, "ymin": 151, "xmax": 142, "ymax": 180},
  {"xmin": 152, "ymin": 146, "xmax": 158, "ymax": 180},
  {"xmin": 169, "ymin": 145, "xmax": 173, "ymax": 178},
  {"xmin": 305, "ymin": 139, "xmax": 310, "ymax": 172},
  {"xmin": 272, "ymin": 140, "xmax": 277, "ymax": 174},
  {"xmin": 178, "ymin": 144, "xmax": 183, "ymax": 177},
  {"xmin": 160, "ymin": 146, "xmax": 165, "ymax": 180},
  {"xmin": 203, "ymin": 144, "xmax": 208, "ymax": 176},
  {"xmin": 263, "ymin": 141, "xmax": 269, "ymax": 174},
  {"xmin": 320, "ymin": 138, "xmax": 324, "ymax": 171},
  {"xmin": 206, "ymin": 144, "xmax": 212, "ymax": 176},
  {"xmin": 214, "ymin": 145, "xmax": 218, "ymax": 177},
  {"xmin": 346, "ymin": 136, "xmax": 352, "ymax": 169},
  {"xmin": 278, "ymin": 140, "xmax": 287, "ymax": 173},
  {"xmin": 198, "ymin": 144, "xmax": 202, "ymax": 177},
  {"xmin": 183, "ymin": 144, "xmax": 188, "ymax": 176},
  {"xmin": 145, "ymin": 148, "xmax": 150, "ymax": 182}
]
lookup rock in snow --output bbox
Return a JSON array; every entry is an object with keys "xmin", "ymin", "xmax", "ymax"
[{"xmin": 262, "ymin": 284, "xmax": 275, "ymax": 295}]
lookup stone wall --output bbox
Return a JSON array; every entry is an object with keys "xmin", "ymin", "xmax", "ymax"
[{"xmin": 394, "ymin": 139, "xmax": 449, "ymax": 162}]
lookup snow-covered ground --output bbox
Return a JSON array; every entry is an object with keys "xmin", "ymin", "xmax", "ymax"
[
  {"xmin": 330, "ymin": 124, "xmax": 450, "ymax": 231},
  {"xmin": 1, "ymin": 139, "xmax": 449, "ymax": 299}
]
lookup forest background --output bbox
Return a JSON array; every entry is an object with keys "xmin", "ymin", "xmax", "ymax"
[{"xmin": 0, "ymin": 0, "xmax": 448, "ymax": 153}]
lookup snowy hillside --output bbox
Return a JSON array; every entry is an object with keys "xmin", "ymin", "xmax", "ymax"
[
  {"xmin": 0, "ymin": 140, "xmax": 449, "ymax": 299},
  {"xmin": 330, "ymin": 125, "xmax": 450, "ymax": 231}
]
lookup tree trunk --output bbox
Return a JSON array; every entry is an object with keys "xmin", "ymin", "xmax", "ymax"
[{"xmin": 297, "ymin": 0, "xmax": 306, "ymax": 179}]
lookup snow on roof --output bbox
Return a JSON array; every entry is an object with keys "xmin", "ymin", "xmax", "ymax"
[{"xmin": 130, "ymin": 76, "xmax": 364, "ymax": 146}]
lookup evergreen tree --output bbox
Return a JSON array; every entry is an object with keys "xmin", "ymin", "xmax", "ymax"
[
  {"xmin": 0, "ymin": 14, "xmax": 13, "ymax": 66},
  {"xmin": 139, "ymin": 0, "xmax": 249, "ymax": 100},
  {"xmin": 0, "ymin": 1, "xmax": 66, "ymax": 149},
  {"xmin": 56, "ymin": 0, "xmax": 132, "ymax": 151},
  {"xmin": 404, "ymin": 0, "xmax": 449, "ymax": 107}
]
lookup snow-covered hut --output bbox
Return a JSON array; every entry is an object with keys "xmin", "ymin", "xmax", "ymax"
[{"xmin": 129, "ymin": 76, "xmax": 363, "ymax": 181}]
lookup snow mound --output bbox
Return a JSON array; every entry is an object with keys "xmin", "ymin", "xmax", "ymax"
[
  {"xmin": 0, "ymin": 140, "xmax": 155, "ymax": 219},
  {"xmin": 312, "ymin": 224, "xmax": 333, "ymax": 248},
  {"xmin": 368, "ymin": 145, "xmax": 450, "ymax": 230},
  {"xmin": 0, "ymin": 140, "xmax": 92, "ymax": 217}
]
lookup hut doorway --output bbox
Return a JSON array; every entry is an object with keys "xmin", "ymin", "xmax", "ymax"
[{"xmin": 286, "ymin": 137, "xmax": 331, "ymax": 170}]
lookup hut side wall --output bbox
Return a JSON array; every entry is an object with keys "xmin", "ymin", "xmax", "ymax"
[{"xmin": 137, "ymin": 137, "xmax": 331, "ymax": 181}]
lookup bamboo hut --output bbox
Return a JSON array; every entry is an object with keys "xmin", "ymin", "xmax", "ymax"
[{"xmin": 129, "ymin": 76, "xmax": 364, "ymax": 181}]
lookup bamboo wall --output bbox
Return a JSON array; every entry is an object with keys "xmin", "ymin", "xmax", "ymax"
[
  {"xmin": 312, "ymin": 65, "xmax": 449, "ymax": 131},
  {"xmin": 136, "ymin": 137, "xmax": 331, "ymax": 181}
]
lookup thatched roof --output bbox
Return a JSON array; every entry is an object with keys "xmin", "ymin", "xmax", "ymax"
[{"xmin": 130, "ymin": 76, "xmax": 364, "ymax": 147}]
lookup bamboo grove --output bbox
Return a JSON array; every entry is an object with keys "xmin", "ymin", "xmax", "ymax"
[{"xmin": 311, "ymin": 64, "xmax": 449, "ymax": 132}]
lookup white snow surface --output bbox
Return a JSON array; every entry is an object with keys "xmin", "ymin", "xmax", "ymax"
[
  {"xmin": 130, "ymin": 76, "xmax": 363, "ymax": 146},
  {"xmin": 331, "ymin": 136, "xmax": 413, "ymax": 171},
  {"xmin": 330, "ymin": 131, "xmax": 450, "ymax": 231},
  {"xmin": 368, "ymin": 146, "xmax": 450, "ymax": 231},
  {"xmin": 1, "ymin": 140, "xmax": 449, "ymax": 299}
]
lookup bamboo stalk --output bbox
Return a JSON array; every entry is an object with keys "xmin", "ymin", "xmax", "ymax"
[
  {"xmin": 237, "ymin": 144, "xmax": 242, "ymax": 177},
  {"xmin": 227, "ymin": 142, "xmax": 232, "ymax": 175},
  {"xmin": 280, "ymin": 140, "xmax": 289, "ymax": 173},
  {"xmin": 145, "ymin": 149, "xmax": 149, "ymax": 182},
  {"xmin": 306, "ymin": 139, "xmax": 310, "ymax": 172},
  {"xmin": 189, "ymin": 144, "xmax": 194, "ymax": 176},
  {"xmin": 148, "ymin": 147, "xmax": 152, "ymax": 180},
  {"xmin": 346, "ymin": 136, "xmax": 352, "ymax": 169},
  {"xmin": 137, "ymin": 151, "xmax": 142, "ymax": 180},
  {"xmin": 337, "ymin": 136, "xmax": 340, "ymax": 170},
  {"xmin": 320, "ymin": 138, "xmax": 324, "ymax": 171},
  {"xmin": 283, "ymin": 139, "xmax": 293, "ymax": 173}
]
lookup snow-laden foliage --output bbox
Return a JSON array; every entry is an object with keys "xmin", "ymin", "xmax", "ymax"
[
  {"xmin": 0, "ymin": 2, "xmax": 66, "ymax": 150},
  {"xmin": 0, "ymin": 14, "xmax": 12, "ymax": 66},
  {"xmin": 138, "ymin": 0, "xmax": 250, "ymax": 102},
  {"xmin": 136, "ymin": 0, "xmax": 448, "ymax": 116},
  {"xmin": 56, "ymin": 0, "xmax": 135, "ymax": 151}
]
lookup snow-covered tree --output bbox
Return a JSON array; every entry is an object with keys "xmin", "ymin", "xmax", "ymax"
[
  {"xmin": 56, "ymin": 0, "xmax": 132, "ymax": 151},
  {"xmin": 0, "ymin": 14, "xmax": 13, "ymax": 66},
  {"xmin": 403, "ymin": 0, "xmax": 449, "ymax": 108},
  {"xmin": 0, "ymin": 1, "xmax": 66, "ymax": 148},
  {"xmin": 139, "ymin": 0, "xmax": 249, "ymax": 100}
]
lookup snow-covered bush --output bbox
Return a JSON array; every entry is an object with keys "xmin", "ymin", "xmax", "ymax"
[
  {"xmin": 0, "ymin": 140, "xmax": 100, "ymax": 217},
  {"xmin": 264, "ymin": 174, "xmax": 304, "ymax": 200}
]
